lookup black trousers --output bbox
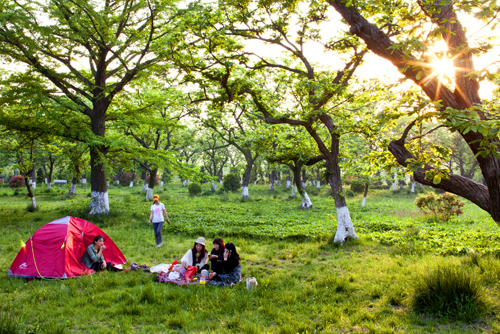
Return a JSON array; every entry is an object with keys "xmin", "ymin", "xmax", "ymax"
[{"xmin": 90, "ymin": 261, "xmax": 122, "ymax": 272}]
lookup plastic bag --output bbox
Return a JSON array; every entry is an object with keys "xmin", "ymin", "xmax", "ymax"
[
  {"xmin": 246, "ymin": 277, "xmax": 258, "ymax": 290},
  {"xmin": 184, "ymin": 265, "xmax": 197, "ymax": 281}
]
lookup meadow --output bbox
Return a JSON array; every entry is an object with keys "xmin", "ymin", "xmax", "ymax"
[{"xmin": 1, "ymin": 182, "xmax": 500, "ymax": 333}]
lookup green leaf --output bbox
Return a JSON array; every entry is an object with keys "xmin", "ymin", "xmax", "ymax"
[
  {"xmin": 416, "ymin": 71, "xmax": 423, "ymax": 80},
  {"xmin": 433, "ymin": 174, "xmax": 441, "ymax": 184}
]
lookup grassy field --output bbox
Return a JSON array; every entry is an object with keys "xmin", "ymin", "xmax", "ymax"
[{"xmin": 1, "ymin": 182, "xmax": 500, "ymax": 333}]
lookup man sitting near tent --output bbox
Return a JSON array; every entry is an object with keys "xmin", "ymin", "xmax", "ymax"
[{"xmin": 82, "ymin": 235, "xmax": 122, "ymax": 272}]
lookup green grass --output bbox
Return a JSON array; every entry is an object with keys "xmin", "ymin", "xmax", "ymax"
[{"xmin": 0, "ymin": 182, "xmax": 500, "ymax": 333}]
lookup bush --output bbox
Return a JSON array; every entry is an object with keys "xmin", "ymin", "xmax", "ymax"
[
  {"xmin": 119, "ymin": 172, "xmax": 137, "ymax": 184},
  {"xmin": 223, "ymin": 173, "xmax": 241, "ymax": 192},
  {"xmin": 8, "ymin": 175, "xmax": 25, "ymax": 188},
  {"xmin": 415, "ymin": 192, "xmax": 464, "ymax": 221},
  {"xmin": 345, "ymin": 189, "xmax": 355, "ymax": 198},
  {"xmin": 350, "ymin": 180, "xmax": 365, "ymax": 194},
  {"xmin": 188, "ymin": 182, "xmax": 202, "ymax": 196},
  {"xmin": 413, "ymin": 265, "xmax": 487, "ymax": 322}
]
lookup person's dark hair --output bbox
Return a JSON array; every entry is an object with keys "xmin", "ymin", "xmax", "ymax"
[
  {"xmin": 225, "ymin": 243, "xmax": 240, "ymax": 262},
  {"xmin": 212, "ymin": 238, "xmax": 225, "ymax": 256},
  {"xmin": 191, "ymin": 242, "xmax": 208, "ymax": 264},
  {"xmin": 93, "ymin": 235, "xmax": 104, "ymax": 244}
]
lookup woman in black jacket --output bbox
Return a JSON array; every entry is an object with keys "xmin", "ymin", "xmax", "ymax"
[
  {"xmin": 210, "ymin": 242, "xmax": 241, "ymax": 286},
  {"xmin": 209, "ymin": 238, "xmax": 225, "ymax": 275}
]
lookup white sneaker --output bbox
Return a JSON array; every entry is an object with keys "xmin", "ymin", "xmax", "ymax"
[{"xmin": 156, "ymin": 242, "xmax": 163, "ymax": 247}]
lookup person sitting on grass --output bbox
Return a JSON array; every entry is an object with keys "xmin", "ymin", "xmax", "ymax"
[
  {"xmin": 181, "ymin": 237, "xmax": 209, "ymax": 272},
  {"xmin": 209, "ymin": 238, "xmax": 225, "ymax": 275},
  {"xmin": 81, "ymin": 235, "xmax": 122, "ymax": 272},
  {"xmin": 210, "ymin": 242, "xmax": 241, "ymax": 286}
]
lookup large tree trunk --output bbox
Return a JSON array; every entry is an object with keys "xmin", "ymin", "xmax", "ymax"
[
  {"xmin": 141, "ymin": 170, "xmax": 148, "ymax": 191},
  {"xmin": 30, "ymin": 167, "xmax": 36, "ymax": 190},
  {"xmin": 69, "ymin": 164, "xmax": 79, "ymax": 195},
  {"xmin": 89, "ymin": 111, "xmax": 109, "ymax": 215},
  {"xmin": 361, "ymin": 182, "xmax": 369, "ymax": 208},
  {"xmin": 146, "ymin": 169, "xmax": 157, "ymax": 201},
  {"xmin": 324, "ymin": 138, "xmax": 357, "ymax": 243},
  {"xmin": 24, "ymin": 171, "xmax": 36, "ymax": 210},
  {"xmin": 292, "ymin": 163, "xmax": 312, "ymax": 209},
  {"xmin": 269, "ymin": 171, "xmax": 275, "ymax": 191},
  {"xmin": 241, "ymin": 155, "xmax": 255, "ymax": 199}
]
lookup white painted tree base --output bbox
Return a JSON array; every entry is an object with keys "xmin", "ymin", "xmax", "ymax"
[
  {"xmin": 211, "ymin": 181, "xmax": 217, "ymax": 191},
  {"xmin": 334, "ymin": 206, "xmax": 358, "ymax": 243},
  {"xmin": 129, "ymin": 181, "xmax": 134, "ymax": 188},
  {"xmin": 89, "ymin": 191, "xmax": 109, "ymax": 215},
  {"xmin": 301, "ymin": 192, "xmax": 313, "ymax": 208},
  {"xmin": 220, "ymin": 180, "xmax": 223, "ymax": 185},
  {"xmin": 142, "ymin": 183, "xmax": 148, "ymax": 191},
  {"xmin": 182, "ymin": 180, "xmax": 187, "ymax": 187},
  {"xmin": 106, "ymin": 181, "xmax": 110, "ymax": 187},
  {"xmin": 361, "ymin": 196, "xmax": 366, "ymax": 207},
  {"xmin": 290, "ymin": 185, "xmax": 297, "ymax": 198},
  {"xmin": 69, "ymin": 183, "xmax": 76, "ymax": 194},
  {"xmin": 286, "ymin": 180, "xmax": 291, "ymax": 188},
  {"xmin": 392, "ymin": 182, "xmax": 396, "ymax": 191},
  {"xmin": 45, "ymin": 178, "xmax": 47, "ymax": 184},
  {"xmin": 32, "ymin": 182, "xmax": 36, "ymax": 190},
  {"xmin": 411, "ymin": 181, "xmax": 415, "ymax": 193},
  {"xmin": 146, "ymin": 188, "xmax": 154, "ymax": 201},
  {"xmin": 241, "ymin": 186, "xmax": 249, "ymax": 198},
  {"xmin": 82, "ymin": 178, "xmax": 87, "ymax": 184},
  {"xmin": 316, "ymin": 181, "xmax": 320, "ymax": 188},
  {"xmin": 31, "ymin": 197, "xmax": 37, "ymax": 210},
  {"xmin": 254, "ymin": 181, "xmax": 257, "ymax": 185},
  {"xmin": 116, "ymin": 180, "xmax": 120, "ymax": 185},
  {"xmin": 302, "ymin": 182, "xmax": 306, "ymax": 188},
  {"xmin": 161, "ymin": 181, "xmax": 164, "ymax": 187},
  {"xmin": 46, "ymin": 184, "xmax": 51, "ymax": 190}
]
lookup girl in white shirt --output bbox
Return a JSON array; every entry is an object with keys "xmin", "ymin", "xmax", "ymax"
[
  {"xmin": 180, "ymin": 237, "xmax": 209, "ymax": 271},
  {"xmin": 147, "ymin": 194, "xmax": 170, "ymax": 247}
]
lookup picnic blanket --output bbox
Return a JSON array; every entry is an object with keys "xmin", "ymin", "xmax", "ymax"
[{"xmin": 155, "ymin": 271, "xmax": 211, "ymax": 286}]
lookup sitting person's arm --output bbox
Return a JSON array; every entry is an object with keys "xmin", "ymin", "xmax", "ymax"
[
  {"xmin": 222, "ymin": 256, "xmax": 239, "ymax": 272},
  {"xmin": 180, "ymin": 249, "xmax": 192, "ymax": 268},
  {"xmin": 86, "ymin": 244, "xmax": 104, "ymax": 263},
  {"xmin": 196, "ymin": 252, "xmax": 208, "ymax": 269}
]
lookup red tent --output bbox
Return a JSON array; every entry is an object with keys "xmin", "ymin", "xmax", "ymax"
[{"xmin": 9, "ymin": 216, "xmax": 126, "ymax": 279}]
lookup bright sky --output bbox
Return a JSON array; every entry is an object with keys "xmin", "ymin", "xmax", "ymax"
[{"xmin": 243, "ymin": 5, "xmax": 499, "ymax": 100}]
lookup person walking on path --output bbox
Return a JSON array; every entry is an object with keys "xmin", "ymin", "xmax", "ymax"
[{"xmin": 148, "ymin": 194, "xmax": 170, "ymax": 247}]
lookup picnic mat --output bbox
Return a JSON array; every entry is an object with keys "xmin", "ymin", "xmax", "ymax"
[{"xmin": 155, "ymin": 271, "xmax": 211, "ymax": 286}]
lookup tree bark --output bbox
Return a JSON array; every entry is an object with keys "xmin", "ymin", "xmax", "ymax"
[
  {"xmin": 146, "ymin": 169, "xmax": 157, "ymax": 201},
  {"xmin": 89, "ymin": 110, "xmax": 109, "ymax": 215}
]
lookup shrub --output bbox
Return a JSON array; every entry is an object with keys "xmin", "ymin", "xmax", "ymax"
[
  {"xmin": 188, "ymin": 182, "xmax": 202, "ymax": 196},
  {"xmin": 412, "ymin": 265, "xmax": 487, "ymax": 322},
  {"xmin": 350, "ymin": 180, "xmax": 365, "ymax": 193},
  {"xmin": 415, "ymin": 192, "xmax": 464, "ymax": 221},
  {"xmin": 8, "ymin": 175, "xmax": 25, "ymax": 188},
  {"xmin": 345, "ymin": 189, "xmax": 355, "ymax": 198},
  {"xmin": 119, "ymin": 172, "xmax": 137, "ymax": 184},
  {"xmin": 223, "ymin": 173, "xmax": 241, "ymax": 192}
]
